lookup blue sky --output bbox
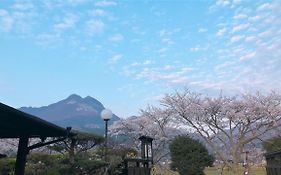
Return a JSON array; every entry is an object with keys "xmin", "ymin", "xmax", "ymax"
[{"xmin": 0, "ymin": 0, "xmax": 280, "ymax": 118}]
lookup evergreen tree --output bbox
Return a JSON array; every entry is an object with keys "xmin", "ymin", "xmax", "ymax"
[
  {"xmin": 169, "ymin": 135, "xmax": 214, "ymax": 175},
  {"xmin": 263, "ymin": 136, "xmax": 281, "ymax": 152}
]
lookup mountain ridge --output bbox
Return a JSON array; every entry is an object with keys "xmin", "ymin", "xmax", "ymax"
[{"xmin": 19, "ymin": 94, "xmax": 120, "ymax": 134}]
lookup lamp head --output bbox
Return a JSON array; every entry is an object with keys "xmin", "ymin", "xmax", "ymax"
[{"xmin": 101, "ymin": 109, "xmax": 113, "ymax": 121}]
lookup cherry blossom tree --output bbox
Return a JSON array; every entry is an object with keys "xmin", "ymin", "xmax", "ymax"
[
  {"xmin": 109, "ymin": 106, "xmax": 183, "ymax": 164},
  {"xmin": 158, "ymin": 89, "xmax": 281, "ymax": 174}
]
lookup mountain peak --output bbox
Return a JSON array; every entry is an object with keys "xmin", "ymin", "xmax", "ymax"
[
  {"xmin": 84, "ymin": 96, "xmax": 94, "ymax": 100},
  {"xmin": 83, "ymin": 96, "xmax": 104, "ymax": 109},
  {"xmin": 67, "ymin": 94, "xmax": 82, "ymax": 100}
]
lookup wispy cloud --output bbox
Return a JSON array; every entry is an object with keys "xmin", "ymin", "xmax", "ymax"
[
  {"xmin": 54, "ymin": 13, "xmax": 77, "ymax": 30},
  {"xmin": 216, "ymin": 27, "xmax": 227, "ymax": 37},
  {"xmin": 12, "ymin": 1, "xmax": 34, "ymax": 11},
  {"xmin": 157, "ymin": 47, "xmax": 167, "ymax": 54},
  {"xmin": 198, "ymin": 28, "xmax": 208, "ymax": 33},
  {"xmin": 143, "ymin": 60, "xmax": 153, "ymax": 65},
  {"xmin": 230, "ymin": 35, "xmax": 244, "ymax": 43},
  {"xmin": 36, "ymin": 33, "xmax": 62, "ymax": 46},
  {"xmin": 135, "ymin": 66, "xmax": 193, "ymax": 85},
  {"xmin": 233, "ymin": 13, "xmax": 247, "ymax": 20},
  {"xmin": 95, "ymin": 1, "xmax": 117, "ymax": 7},
  {"xmin": 0, "ymin": 9, "xmax": 13, "ymax": 31},
  {"xmin": 232, "ymin": 23, "xmax": 250, "ymax": 33},
  {"xmin": 109, "ymin": 33, "xmax": 123, "ymax": 42},
  {"xmin": 257, "ymin": 3, "xmax": 273, "ymax": 11},
  {"xmin": 86, "ymin": 19, "xmax": 104, "ymax": 34},
  {"xmin": 108, "ymin": 54, "xmax": 123, "ymax": 64},
  {"xmin": 90, "ymin": 9, "xmax": 107, "ymax": 16}
]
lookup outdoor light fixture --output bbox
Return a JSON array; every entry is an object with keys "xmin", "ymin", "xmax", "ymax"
[
  {"xmin": 101, "ymin": 108, "xmax": 112, "ymax": 162},
  {"xmin": 101, "ymin": 109, "xmax": 113, "ymax": 121}
]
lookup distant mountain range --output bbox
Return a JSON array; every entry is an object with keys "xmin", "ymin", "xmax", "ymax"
[{"xmin": 19, "ymin": 94, "xmax": 120, "ymax": 135}]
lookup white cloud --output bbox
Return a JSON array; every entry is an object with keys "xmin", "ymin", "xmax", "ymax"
[
  {"xmin": 54, "ymin": 14, "xmax": 77, "ymax": 30},
  {"xmin": 198, "ymin": 28, "xmax": 208, "ymax": 33},
  {"xmin": 143, "ymin": 60, "xmax": 153, "ymax": 65},
  {"xmin": 95, "ymin": 1, "xmax": 117, "ymax": 7},
  {"xmin": 190, "ymin": 45, "xmax": 208, "ymax": 52},
  {"xmin": 157, "ymin": 48, "xmax": 167, "ymax": 54},
  {"xmin": 131, "ymin": 62, "xmax": 140, "ymax": 66},
  {"xmin": 240, "ymin": 51, "xmax": 256, "ymax": 61},
  {"xmin": 12, "ymin": 1, "xmax": 34, "ymax": 11},
  {"xmin": 108, "ymin": 54, "xmax": 122, "ymax": 64},
  {"xmin": 230, "ymin": 35, "xmax": 244, "ymax": 42},
  {"xmin": 258, "ymin": 30, "xmax": 272, "ymax": 38},
  {"xmin": 216, "ymin": 0, "xmax": 230, "ymax": 6},
  {"xmin": 0, "ymin": 9, "xmax": 13, "ymax": 31},
  {"xmin": 68, "ymin": 0, "xmax": 88, "ymax": 4},
  {"xmin": 233, "ymin": 13, "xmax": 247, "ymax": 20},
  {"xmin": 146, "ymin": 67, "xmax": 190, "ymax": 85},
  {"xmin": 190, "ymin": 47, "xmax": 199, "ymax": 52},
  {"xmin": 109, "ymin": 33, "xmax": 123, "ymax": 42},
  {"xmin": 257, "ymin": 3, "xmax": 273, "ymax": 11},
  {"xmin": 245, "ymin": 36, "xmax": 256, "ymax": 42},
  {"xmin": 90, "ymin": 9, "xmax": 107, "ymax": 16},
  {"xmin": 232, "ymin": 0, "xmax": 241, "ymax": 5},
  {"xmin": 248, "ymin": 15, "xmax": 262, "ymax": 22},
  {"xmin": 158, "ymin": 28, "xmax": 179, "ymax": 37},
  {"xmin": 232, "ymin": 23, "xmax": 250, "ymax": 33},
  {"xmin": 161, "ymin": 38, "xmax": 174, "ymax": 45},
  {"xmin": 36, "ymin": 33, "xmax": 62, "ymax": 46},
  {"xmin": 209, "ymin": 0, "xmax": 231, "ymax": 11},
  {"xmin": 158, "ymin": 29, "xmax": 167, "ymax": 37},
  {"xmin": 216, "ymin": 27, "xmax": 227, "ymax": 37},
  {"xmin": 86, "ymin": 19, "xmax": 104, "ymax": 34}
]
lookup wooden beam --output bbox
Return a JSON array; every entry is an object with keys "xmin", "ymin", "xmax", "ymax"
[{"xmin": 15, "ymin": 137, "xmax": 29, "ymax": 175}]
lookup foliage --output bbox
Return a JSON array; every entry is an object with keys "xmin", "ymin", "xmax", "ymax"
[
  {"xmin": 49, "ymin": 131, "xmax": 104, "ymax": 154},
  {"xmin": 263, "ymin": 136, "xmax": 281, "ymax": 152},
  {"xmin": 0, "ymin": 158, "xmax": 15, "ymax": 175},
  {"xmin": 23, "ymin": 152, "xmax": 107, "ymax": 175},
  {"xmin": 169, "ymin": 135, "xmax": 214, "ymax": 175},
  {"xmin": 106, "ymin": 146, "xmax": 139, "ymax": 175}
]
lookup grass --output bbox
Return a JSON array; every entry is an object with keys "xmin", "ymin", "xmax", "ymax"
[
  {"xmin": 204, "ymin": 166, "xmax": 266, "ymax": 175},
  {"xmin": 151, "ymin": 166, "xmax": 267, "ymax": 175}
]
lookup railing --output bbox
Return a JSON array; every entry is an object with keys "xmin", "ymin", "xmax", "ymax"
[
  {"xmin": 124, "ymin": 158, "xmax": 152, "ymax": 175},
  {"xmin": 128, "ymin": 167, "xmax": 151, "ymax": 175}
]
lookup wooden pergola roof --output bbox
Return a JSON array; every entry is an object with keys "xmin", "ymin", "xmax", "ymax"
[
  {"xmin": 0, "ymin": 102, "xmax": 70, "ymax": 139},
  {"xmin": 0, "ymin": 102, "xmax": 73, "ymax": 175}
]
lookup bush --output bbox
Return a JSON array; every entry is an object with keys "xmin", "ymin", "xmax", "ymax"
[
  {"xmin": 169, "ymin": 135, "xmax": 214, "ymax": 175},
  {"xmin": 263, "ymin": 136, "xmax": 281, "ymax": 152}
]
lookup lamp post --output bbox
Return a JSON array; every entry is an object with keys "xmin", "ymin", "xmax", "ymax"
[
  {"xmin": 243, "ymin": 150, "xmax": 249, "ymax": 175},
  {"xmin": 101, "ymin": 109, "xmax": 112, "ymax": 161}
]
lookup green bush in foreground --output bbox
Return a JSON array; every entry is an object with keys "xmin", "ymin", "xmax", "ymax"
[{"xmin": 169, "ymin": 135, "xmax": 214, "ymax": 175}]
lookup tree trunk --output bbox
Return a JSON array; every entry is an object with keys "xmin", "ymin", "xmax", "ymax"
[{"xmin": 69, "ymin": 139, "xmax": 76, "ymax": 163}]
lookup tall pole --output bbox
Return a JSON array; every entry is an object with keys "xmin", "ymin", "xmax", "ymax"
[
  {"xmin": 244, "ymin": 151, "xmax": 249, "ymax": 175},
  {"xmin": 104, "ymin": 119, "xmax": 109, "ymax": 162}
]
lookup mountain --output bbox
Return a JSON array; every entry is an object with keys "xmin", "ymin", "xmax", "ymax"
[{"xmin": 19, "ymin": 94, "xmax": 120, "ymax": 135}]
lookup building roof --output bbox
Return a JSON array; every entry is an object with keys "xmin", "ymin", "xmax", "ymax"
[
  {"xmin": 139, "ymin": 135, "xmax": 154, "ymax": 142},
  {"xmin": 0, "ymin": 102, "xmax": 71, "ymax": 139}
]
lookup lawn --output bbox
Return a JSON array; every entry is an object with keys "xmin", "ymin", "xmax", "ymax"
[
  {"xmin": 152, "ymin": 166, "xmax": 267, "ymax": 175},
  {"xmin": 204, "ymin": 166, "xmax": 266, "ymax": 175}
]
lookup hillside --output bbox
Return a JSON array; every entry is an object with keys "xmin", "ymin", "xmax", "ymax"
[{"xmin": 19, "ymin": 94, "xmax": 120, "ymax": 135}]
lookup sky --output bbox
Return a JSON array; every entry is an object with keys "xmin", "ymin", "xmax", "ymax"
[{"xmin": 0, "ymin": 0, "xmax": 281, "ymax": 118}]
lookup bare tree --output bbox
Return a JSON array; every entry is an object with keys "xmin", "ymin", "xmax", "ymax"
[{"xmin": 157, "ymin": 89, "xmax": 281, "ymax": 174}]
